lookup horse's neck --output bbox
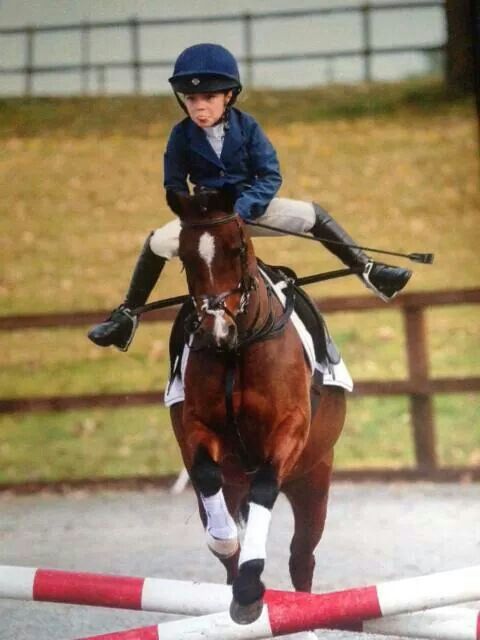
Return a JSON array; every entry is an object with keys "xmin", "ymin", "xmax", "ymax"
[{"xmin": 240, "ymin": 270, "xmax": 278, "ymax": 335}]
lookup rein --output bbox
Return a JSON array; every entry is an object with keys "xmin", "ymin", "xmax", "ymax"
[{"xmin": 180, "ymin": 212, "xmax": 238, "ymax": 228}]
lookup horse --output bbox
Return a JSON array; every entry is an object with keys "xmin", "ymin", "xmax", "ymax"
[{"xmin": 166, "ymin": 188, "xmax": 346, "ymax": 624}]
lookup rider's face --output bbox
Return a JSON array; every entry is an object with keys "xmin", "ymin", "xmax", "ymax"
[{"xmin": 183, "ymin": 91, "xmax": 232, "ymax": 128}]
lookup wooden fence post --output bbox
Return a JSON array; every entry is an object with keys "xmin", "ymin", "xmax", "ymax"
[
  {"xmin": 361, "ymin": 2, "xmax": 372, "ymax": 83},
  {"xmin": 404, "ymin": 306, "xmax": 437, "ymax": 470},
  {"xmin": 25, "ymin": 26, "xmax": 34, "ymax": 96},
  {"xmin": 130, "ymin": 16, "xmax": 141, "ymax": 94},
  {"xmin": 81, "ymin": 21, "xmax": 91, "ymax": 95},
  {"xmin": 96, "ymin": 65, "xmax": 106, "ymax": 94},
  {"xmin": 243, "ymin": 12, "xmax": 253, "ymax": 87}
]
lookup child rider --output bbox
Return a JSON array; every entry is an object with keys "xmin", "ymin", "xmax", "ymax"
[{"xmin": 88, "ymin": 43, "xmax": 411, "ymax": 351}]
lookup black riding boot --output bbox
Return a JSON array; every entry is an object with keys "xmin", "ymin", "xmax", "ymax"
[
  {"xmin": 88, "ymin": 232, "xmax": 166, "ymax": 350},
  {"xmin": 311, "ymin": 202, "xmax": 412, "ymax": 301}
]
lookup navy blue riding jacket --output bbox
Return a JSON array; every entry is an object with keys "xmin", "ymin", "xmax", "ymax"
[{"xmin": 164, "ymin": 107, "xmax": 282, "ymax": 220}]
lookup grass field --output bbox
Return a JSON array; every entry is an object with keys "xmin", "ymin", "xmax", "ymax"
[{"xmin": 0, "ymin": 80, "xmax": 479, "ymax": 484}]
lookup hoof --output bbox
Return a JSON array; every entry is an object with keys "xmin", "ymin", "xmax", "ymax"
[
  {"xmin": 206, "ymin": 532, "xmax": 239, "ymax": 559},
  {"xmin": 229, "ymin": 596, "xmax": 264, "ymax": 625},
  {"xmin": 230, "ymin": 559, "xmax": 265, "ymax": 624}
]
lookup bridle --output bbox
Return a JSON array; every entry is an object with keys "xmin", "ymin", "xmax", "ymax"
[{"xmin": 181, "ymin": 213, "xmax": 258, "ymax": 345}]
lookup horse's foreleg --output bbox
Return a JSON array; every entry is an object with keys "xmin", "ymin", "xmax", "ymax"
[
  {"xmin": 190, "ymin": 445, "xmax": 239, "ymax": 561},
  {"xmin": 231, "ymin": 462, "xmax": 279, "ymax": 624},
  {"xmin": 283, "ymin": 457, "xmax": 333, "ymax": 593}
]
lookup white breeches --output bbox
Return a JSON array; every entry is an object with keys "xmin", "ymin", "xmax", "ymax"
[{"xmin": 149, "ymin": 198, "xmax": 316, "ymax": 259}]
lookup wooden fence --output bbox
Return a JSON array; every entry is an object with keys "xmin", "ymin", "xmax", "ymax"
[
  {"xmin": 1, "ymin": 287, "xmax": 479, "ymax": 481},
  {"xmin": 0, "ymin": 0, "xmax": 445, "ymax": 96}
]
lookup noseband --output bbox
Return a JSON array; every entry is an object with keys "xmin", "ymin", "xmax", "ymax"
[{"xmin": 181, "ymin": 214, "xmax": 257, "ymax": 342}]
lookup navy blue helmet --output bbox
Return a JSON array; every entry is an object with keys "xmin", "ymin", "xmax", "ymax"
[{"xmin": 169, "ymin": 43, "xmax": 242, "ymax": 95}]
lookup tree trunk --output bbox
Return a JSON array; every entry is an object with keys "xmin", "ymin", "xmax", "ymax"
[{"xmin": 445, "ymin": 0, "xmax": 475, "ymax": 93}]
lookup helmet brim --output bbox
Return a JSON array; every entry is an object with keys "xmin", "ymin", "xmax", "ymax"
[{"xmin": 169, "ymin": 73, "xmax": 241, "ymax": 95}]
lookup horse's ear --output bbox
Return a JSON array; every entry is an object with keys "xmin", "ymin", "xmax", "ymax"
[{"xmin": 166, "ymin": 189, "xmax": 189, "ymax": 216}]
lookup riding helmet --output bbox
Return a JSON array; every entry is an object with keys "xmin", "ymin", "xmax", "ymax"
[{"xmin": 169, "ymin": 43, "xmax": 242, "ymax": 95}]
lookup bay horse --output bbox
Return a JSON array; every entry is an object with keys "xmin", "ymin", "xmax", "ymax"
[{"xmin": 167, "ymin": 189, "xmax": 346, "ymax": 624}]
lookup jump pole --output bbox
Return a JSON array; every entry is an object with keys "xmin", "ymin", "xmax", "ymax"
[
  {"xmin": 75, "ymin": 605, "xmax": 480, "ymax": 640},
  {"xmin": 1, "ymin": 565, "xmax": 479, "ymax": 640}
]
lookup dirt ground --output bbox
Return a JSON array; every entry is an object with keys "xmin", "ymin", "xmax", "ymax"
[{"xmin": 0, "ymin": 482, "xmax": 478, "ymax": 640}]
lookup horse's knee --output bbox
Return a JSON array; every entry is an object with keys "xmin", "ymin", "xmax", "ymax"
[
  {"xmin": 248, "ymin": 463, "xmax": 279, "ymax": 509},
  {"xmin": 190, "ymin": 446, "xmax": 222, "ymax": 496}
]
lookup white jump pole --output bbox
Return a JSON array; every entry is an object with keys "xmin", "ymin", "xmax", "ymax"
[
  {"xmin": 363, "ymin": 607, "xmax": 480, "ymax": 639},
  {"xmin": 1, "ymin": 565, "xmax": 478, "ymax": 640}
]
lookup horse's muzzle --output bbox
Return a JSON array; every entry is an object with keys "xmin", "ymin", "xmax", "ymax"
[{"xmin": 196, "ymin": 314, "xmax": 238, "ymax": 351}]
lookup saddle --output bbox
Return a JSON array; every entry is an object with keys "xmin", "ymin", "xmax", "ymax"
[
  {"xmin": 256, "ymin": 260, "xmax": 340, "ymax": 367},
  {"xmin": 168, "ymin": 262, "xmax": 340, "ymax": 385}
]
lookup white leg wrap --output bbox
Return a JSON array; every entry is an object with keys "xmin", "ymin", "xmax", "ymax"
[
  {"xmin": 238, "ymin": 502, "xmax": 272, "ymax": 565},
  {"xmin": 250, "ymin": 198, "xmax": 316, "ymax": 236},
  {"xmin": 149, "ymin": 219, "xmax": 181, "ymax": 259},
  {"xmin": 201, "ymin": 490, "xmax": 239, "ymax": 558}
]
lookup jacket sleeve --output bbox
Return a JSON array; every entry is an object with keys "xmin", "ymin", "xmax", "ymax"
[
  {"xmin": 234, "ymin": 120, "xmax": 282, "ymax": 220},
  {"xmin": 163, "ymin": 125, "xmax": 189, "ymax": 193}
]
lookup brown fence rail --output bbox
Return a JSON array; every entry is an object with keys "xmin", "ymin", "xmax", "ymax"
[
  {"xmin": 0, "ymin": 1, "xmax": 445, "ymax": 95},
  {"xmin": 1, "ymin": 287, "xmax": 479, "ymax": 478}
]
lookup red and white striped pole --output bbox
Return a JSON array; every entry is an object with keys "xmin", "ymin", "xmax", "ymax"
[
  {"xmin": 0, "ymin": 565, "xmax": 231, "ymax": 615},
  {"xmin": 76, "ymin": 606, "xmax": 480, "ymax": 640},
  {"xmin": 1, "ymin": 565, "xmax": 479, "ymax": 640},
  {"xmin": 73, "ymin": 565, "xmax": 480, "ymax": 640}
]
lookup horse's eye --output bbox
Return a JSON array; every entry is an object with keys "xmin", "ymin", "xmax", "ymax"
[{"xmin": 231, "ymin": 246, "xmax": 243, "ymax": 257}]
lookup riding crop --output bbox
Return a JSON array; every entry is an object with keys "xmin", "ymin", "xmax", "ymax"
[{"xmin": 247, "ymin": 220, "xmax": 435, "ymax": 264}]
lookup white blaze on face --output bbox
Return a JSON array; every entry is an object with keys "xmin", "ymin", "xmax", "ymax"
[
  {"xmin": 198, "ymin": 232, "xmax": 215, "ymax": 282},
  {"xmin": 198, "ymin": 231, "xmax": 229, "ymax": 344}
]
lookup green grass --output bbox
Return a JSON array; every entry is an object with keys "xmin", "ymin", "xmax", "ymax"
[
  {"xmin": 0, "ymin": 80, "xmax": 479, "ymax": 484},
  {"xmin": 1, "ymin": 395, "xmax": 478, "ymax": 484},
  {"xmin": 0, "ymin": 407, "xmax": 182, "ymax": 484},
  {"xmin": 0, "ymin": 78, "xmax": 472, "ymax": 138}
]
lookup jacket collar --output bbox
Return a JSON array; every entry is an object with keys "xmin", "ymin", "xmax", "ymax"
[
  {"xmin": 221, "ymin": 109, "xmax": 244, "ymax": 162},
  {"xmin": 185, "ymin": 109, "xmax": 244, "ymax": 168},
  {"xmin": 188, "ymin": 120, "xmax": 224, "ymax": 168}
]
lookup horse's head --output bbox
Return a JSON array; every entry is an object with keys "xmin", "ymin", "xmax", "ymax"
[{"xmin": 168, "ymin": 189, "xmax": 257, "ymax": 351}]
